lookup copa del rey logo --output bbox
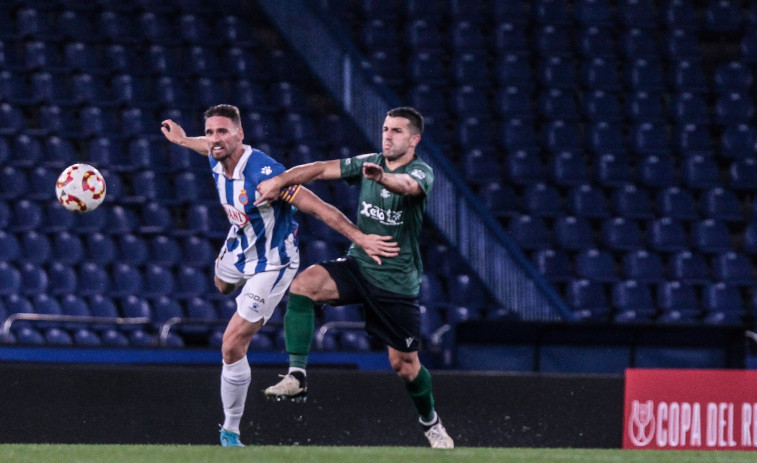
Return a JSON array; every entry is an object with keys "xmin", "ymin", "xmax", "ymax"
[
  {"xmin": 626, "ymin": 399, "xmax": 757, "ymax": 448},
  {"xmin": 624, "ymin": 370, "xmax": 757, "ymax": 451}
]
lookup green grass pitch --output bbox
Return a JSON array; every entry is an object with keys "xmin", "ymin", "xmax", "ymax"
[{"xmin": 0, "ymin": 445, "xmax": 755, "ymax": 463}]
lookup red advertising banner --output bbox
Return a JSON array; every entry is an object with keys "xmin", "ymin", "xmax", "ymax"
[{"xmin": 623, "ymin": 369, "xmax": 757, "ymax": 450}]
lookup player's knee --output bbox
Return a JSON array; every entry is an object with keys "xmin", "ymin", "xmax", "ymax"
[
  {"xmin": 289, "ymin": 275, "xmax": 315, "ymax": 298},
  {"xmin": 390, "ymin": 356, "xmax": 418, "ymax": 381},
  {"xmin": 221, "ymin": 335, "xmax": 248, "ymax": 364}
]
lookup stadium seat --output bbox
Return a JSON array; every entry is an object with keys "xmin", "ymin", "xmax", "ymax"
[
  {"xmin": 743, "ymin": 221, "xmax": 757, "ymax": 255},
  {"xmin": 176, "ymin": 267, "xmax": 210, "ymax": 298},
  {"xmin": 702, "ymin": 282, "xmax": 745, "ymax": 323},
  {"xmin": 538, "ymin": 88, "xmax": 579, "ymax": 121},
  {"xmin": 612, "ymin": 280, "xmax": 656, "ymax": 322},
  {"xmin": 534, "ymin": 248, "xmax": 572, "ymax": 283},
  {"xmin": 587, "ymin": 121, "xmax": 627, "ymax": 156},
  {"xmin": 701, "ymin": 187, "xmax": 743, "ymax": 222},
  {"xmin": 729, "ymin": 157, "xmax": 757, "ymax": 191},
  {"xmin": 670, "ymin": 50, "xmax": 707, "ymax": 90},
  {"xmin": 575, "ymin": 0, "xmax": 614, "ymax": 27},
  {"xmin": 577, "ymin": 26, "xmax": 617, "ymax": 60},
  {"xmin": 632, "ymin": 124, "xmax": 671, "ymax": 157},
  {"xmin": 691, "ymin": 219, "xmax": 732, "ymax": 254},
  {"xmin": 479, "ymin": 181, "xmax": 517, "ymax": 218},
  {"xmin": 582, "ymin": 91, "xmax": 622, "ymax": 122},
  {"xmin": 10, "ymin": 200, "xmax": 43, "ymax": 232},
  {"xmin": 52, "ymin": 231, "xmax": 84, "ymax": 265},
  {"xmin": 452, "ymin": 52, "xmax": 490, "ymax": 87},
  {"xmin": 537, "ymin": 56, "xmax": 578, "ymax": 90},
  {"xmin": 622, "ymin": 249, "xmax": 665, "ymax": 283},
  {"xmin": 505, "ymin": 148, "xmax": 544, "ymax": 184},
  {"xmin": 501, "ymin": 118, "xmax": 540, "ymax": 156},
  {"xmin": 670, "ymin": 92, "xmax": 709, "ymax": 125},
  {"xmin": 618, "ymin": 0, "xmax": 658, "ymax": 29},
  {"xmin": 655, "ymin": 187, "xmax": 698, "ymax": 221},
  {"xmin": 140, "ymin": 202, "xmax": 172, "ymax": 234},
  {"xmin": 524, "ymin": 183, "xmax": 563, "ymax": 217},
  {"xmin": 648, "ymin": 217, "xmax": 688, "ymax": 253},
  {"xmin": 596, "ymin": 154, "xmax": 631, "ymax": 187},
  {"xmin": 11, "ymin": 134, "xmax": 43, "ymax": 168},
  {"xmin": 0, "ymin": 261, "xmax": 21, "ymax": 296},
  {"xmin": 681, "ymin": 155, "xmax": 720, "ymax": 190},
  {"xmin": 533, "ymin": 0, "xmax": 571, "ymax": 26},
  {"xmin": 118, "ymin": 234, "xmax": 149, "ymax": 265},
  {"xmin": 657, "ymin": 280, "xmax": 701, "ymax": 323},
  {"xmin": 611, "ymin": 184, "xmax": 654, "ymax": 219},
  {"xmin": 21, "ymin": 230, "xmax": 51, "ymax": 265},
  {"xmin": 339, "ymin": 331, "xmax": 372, "ymax": 352},
  {"xmin": 49, "ymin": 262, "xmax": 78, "ymax": 296},
  {"xmin": 534, "ymin": 25, "xmax": 573, "ymax": 57},
  {"xmin": 111, "ymin": 263, "xmax": 144, "ymax": 297},
  {"xmin": 575, "ymin": 248, "xmax": 619, "ymax": 282},
  {"xmin": 143, "ymin": 264, "xmax": 176, "ymax": 298},
  {"xmin": 494, "ymin": 53, "xmax": 535, "ymax": 90},
  {"xmin": 675, "ymin": 123, "xmax": 714, "ymax": 157},
  {"xmin": 712, "ymin": 251, "xmax": 755, "ymax": 286},
  {"xmin": 553, "ymin": 216, "xmax": 594, "ymax": 251},
  {"xmin": 638, "ymin": 155, "xmax": 676, "ymax": 189},
  {"xmin": 549, "ymin": 151, "xmax": 588, "ymax": 186},
  {"xmin": 663, "ymin": 0, "xmax": 701, "ymax": 31},
  {"xmin": 668, "ymin": 251, "xmax": 710, "ymax": 284},
  {"xmin": 704, "ymin": 0, "xmax": 741, "ymax": 33},
  {"xmin": 493, "ymin": 21, "xmax": 529, "ymax": 56},
  {"xmin": 568, "ymin": 279, "xmax": 611, "ymax": 321},
  {"xmin": 567, "ymin": 184, "xmax": 610, "ymax": 219},
  {"xmin": 580, "ymin": 58, "xmax": 621, "ymax": 92},
  {"xmin": 621, "ymin": 28, "xmax": 659, "ymax": 60},
  {"xmin": 720, "ymin": 124, "xmax": 757, "ymax": 158},
  {"xmin": 664, "ymin": 29, "xmax": 702, "ymax": 62},
  {"xmin": 714, "ymin": 92, "xmax": 754, "ymax": 126},
  {"xmin": 508, "ymin": 215, "xmax": 551, "ymax": 250}
]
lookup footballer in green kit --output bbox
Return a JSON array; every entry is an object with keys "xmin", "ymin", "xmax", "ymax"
[{"xmin": 254, "ymin": 107, "xmax": 453, "ymax": 449}]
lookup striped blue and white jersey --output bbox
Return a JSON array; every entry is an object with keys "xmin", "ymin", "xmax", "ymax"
[{"xmin": 209, "ymin": 145, "xmax": 302, "ymax": 274}]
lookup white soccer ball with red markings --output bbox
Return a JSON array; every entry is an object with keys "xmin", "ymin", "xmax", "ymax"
[{"xmin": 55, "ymin": 163, "xmax": 107, "ymax": 213}]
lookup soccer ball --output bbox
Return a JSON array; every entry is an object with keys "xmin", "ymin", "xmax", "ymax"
[{"xmin": 55, "ymin": 163, "xmax": 107, "ymax": 213}]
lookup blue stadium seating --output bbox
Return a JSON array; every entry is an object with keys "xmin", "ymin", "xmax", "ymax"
[
  {"xmin": 524, "ymin": 183, "xmax": 562, "ymax": 218},
  {"xmin": 648, "ymin": 217, "xmax": 689, "ymax": 253},
  {"xmin": 554, "ymin": 216, "xmax": 594, "ymax": 251},
  {"xmin": 669, "ymin": 251, "xmax": 710, "ymax": 285},
  {"xmin": 575, "ymin": 248, "xmax": 619, "ymax": 282},
  {"xmin": 712, "ymin": 251, "xmax": 755, "ymax": 286},
  {"xmin": 568, "ymin": 279, "xmax": 611, "ymax": 321},
  {"xmin": 690, "ymin": 219, "xmax": 733, "ymax": 254},
  {"xmin": 656, "ymin": 186, "xmax": 698, "ymax": 221},
  {"xmin": 720, "ymin": 124, "xmax": 757, "ymax": 158},
  {"xmin": 701, "ymin": 187, "xmax": 743, "ymax": 222},
  {"xmin": 534, "ymin": 248, "xmax": 572, "ymax": 283},
  {"xmin": 612, "ymin": 280, "xmax": 657, "ymax": 322},
  {"xmin": 611, "ymin": 184, "xmax": 654, "ymax": 219},
  {"xmin": 508, "ymin": 215, "xmax": 551, "ymax": 250},
  {"xmin": 622, "ymin": 249, "xmax": 666, "ymax": 283},
  {"xmin": 567, "ymin": 184, "xmax": 610, "ymax": 219},
  {"xmin": 657, "ymin": 280, "xmax": 701, "ymax": 323}
]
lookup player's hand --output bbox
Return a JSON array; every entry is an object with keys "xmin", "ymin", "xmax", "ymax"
[
  {"xmin": 356, "ymin": 234, "xmax": 400, "ymax": 265},
  {"xmin": 160, "ymin": 119, "xmax": 187, "ymax": 145},
  {"xmin": 362, "ymin": 162, "xmax": 384, "ymax": 183},
  {"xmin": 253, "ymin": 177, "xmax": 282, "ymax": 206}
]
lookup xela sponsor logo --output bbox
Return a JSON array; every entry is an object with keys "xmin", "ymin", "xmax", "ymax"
[
  {"xmin": 360, "ymin": 201, "xmax": 402, "ymax": 225},
  {"xmin": 261, "ymin": 166, "xmax": 272, "ymax": 175},
  {"xmin": 239, "ymin": 189, "xmax": 249, "ymax": 205},
  {"xmin": 627, "ymin": 399, "xmax": 757, "ymax": 448},
  {"xmin": 223, "ymin": 203, "xmax": 249, "ymax": 227}
]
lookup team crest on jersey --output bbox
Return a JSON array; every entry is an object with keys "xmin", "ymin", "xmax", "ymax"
[
  {"xmin": 381, "ymin": 188, "xmax": 391, "ymax": 198},
  {"xmin": 239, "ymin": 189, "xmax": 249, "ymax": 205}
]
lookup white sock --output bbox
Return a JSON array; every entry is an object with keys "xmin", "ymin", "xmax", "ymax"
[
  {"xmin": 288, "ymin": 366, "xmax": 307, "ymax": 377},
  {"xmin": 419, "ymin": 411, "xmax": 438, "ymax": 427},
  {"xmin": 221, "ymin": 357, "xmax": 251, "ymax": 434}
]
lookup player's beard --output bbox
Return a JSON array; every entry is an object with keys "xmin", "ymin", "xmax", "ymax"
[
  {"xmin": 211, "ymin": 145, "xmax": 231, "ymax": 162},
  {"xmin": 383, "ymin": 145, "xmax": 407, "ymax": 162}
]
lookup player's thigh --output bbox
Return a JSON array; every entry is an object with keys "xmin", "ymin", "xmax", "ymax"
[{"xmin": 290, "ymin": 264, "xmax": 339, "ymax": 302}]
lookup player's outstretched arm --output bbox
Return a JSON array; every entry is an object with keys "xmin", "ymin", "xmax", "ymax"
[
  {"xmin": 363, "ymin": 162, "xmax": 423, "ymax": 196},
  {"xmin": 160, "ymin": 119, "xmax": 210, "ymax": 156},
  {"xmin": 254, "ymin": 160, "xmax": 342, "ymax": 206},
  {"xmin": 291, "ymin": 187, "xmax": 399, "ymax": 265}
]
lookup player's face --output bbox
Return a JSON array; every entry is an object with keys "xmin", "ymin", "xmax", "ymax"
[
  {"xmin": 382, "ymin": 116, "xmax": 419, "ymax": 162},
  {"xmin": 205, "ymin": 116, "xmax": 244, "ymax": 161}
]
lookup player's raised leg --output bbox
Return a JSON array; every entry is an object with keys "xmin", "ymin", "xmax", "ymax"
[{"xmin": 264, "ymin": 264, "xmax": 338, "ymax": 402}]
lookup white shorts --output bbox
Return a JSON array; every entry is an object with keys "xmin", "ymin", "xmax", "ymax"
[
  {"xmin": 232, "ymin": 264, "xmax": 298, "ymax": 323},
  {"xmin": 215, "ymin": 247, "xmax": 300, "ymax": 324}
]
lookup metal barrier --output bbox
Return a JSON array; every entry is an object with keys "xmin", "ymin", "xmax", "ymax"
[
  {"xmin": 0, "ymin": 313, "xmax": 152, "ymax": 342},
  {"xmin": 254, "ymin": 0, "xmax": 575, "ymax": 322}
]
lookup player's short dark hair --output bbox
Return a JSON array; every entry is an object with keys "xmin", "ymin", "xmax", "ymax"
[
  {"xmin": 204, "ymin": 104, "xmax": 242, "ymax": 126},
  {"xmin": 387, "ymin": 106, "xmax": 424, "ymax": 135}
]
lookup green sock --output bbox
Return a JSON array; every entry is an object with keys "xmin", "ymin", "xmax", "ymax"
[
  {"xmin": 284, "ymin": 293, "xmax": 314, "ymax": 370},
  {"xmin": 405, "ymin": 365, "xmax": 436, "ymax": 423}
]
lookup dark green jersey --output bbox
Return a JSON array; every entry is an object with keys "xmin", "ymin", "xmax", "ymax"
[{"xmin": 340, "ymin": 153, "xmax": 434, "ymax": 296}]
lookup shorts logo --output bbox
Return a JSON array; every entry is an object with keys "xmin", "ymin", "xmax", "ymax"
[{"xmin": 405, "ymin": 337, "xmax": 414, "ymax": 348}]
